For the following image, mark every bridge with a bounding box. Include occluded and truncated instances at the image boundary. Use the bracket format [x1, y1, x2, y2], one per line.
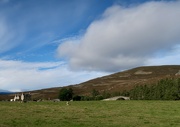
[103, 96, 130, 101]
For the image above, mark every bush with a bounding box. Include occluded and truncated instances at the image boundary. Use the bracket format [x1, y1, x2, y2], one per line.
[73, 95, 81, 101]
[59, 88, 73, 101]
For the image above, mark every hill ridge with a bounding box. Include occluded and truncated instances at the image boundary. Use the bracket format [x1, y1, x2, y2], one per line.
[1, 65, 180, 100]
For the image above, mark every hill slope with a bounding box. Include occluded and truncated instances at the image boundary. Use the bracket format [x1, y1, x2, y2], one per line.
[72, 65, 180, 95]
[1, 65, 180, 100]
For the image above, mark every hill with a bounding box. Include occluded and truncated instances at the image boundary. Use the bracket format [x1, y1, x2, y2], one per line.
[1, 65, 180, 100]
[72, 65, 180, 95]
[0, 89, 14, 95]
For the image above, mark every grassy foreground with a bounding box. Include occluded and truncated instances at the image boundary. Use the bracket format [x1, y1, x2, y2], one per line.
[0, 101, 180, 127]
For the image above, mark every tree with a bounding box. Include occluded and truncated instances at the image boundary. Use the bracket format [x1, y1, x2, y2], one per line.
[59, 88, 73, 101]
[102, 91, 111, 99]
[91, 89, 99, 97]
[130, 78, 180, 100]
[73, 95, 81, 101]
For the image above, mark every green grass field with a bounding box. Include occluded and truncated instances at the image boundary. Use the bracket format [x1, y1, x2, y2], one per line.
[0, 101, 180, 127]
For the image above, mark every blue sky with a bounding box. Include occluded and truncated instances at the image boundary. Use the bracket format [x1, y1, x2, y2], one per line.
[0, 0, 180, 92]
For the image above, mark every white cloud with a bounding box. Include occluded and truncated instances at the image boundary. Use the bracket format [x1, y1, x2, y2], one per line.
[57, 1, 180, 72]
[0, 59, 108, 92]
[0, 18, 16, 53]
[0, 0, 96, 54]
[147, 45, 180, 66]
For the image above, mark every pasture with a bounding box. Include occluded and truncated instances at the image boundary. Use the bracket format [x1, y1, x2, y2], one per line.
[0, 101, 180, 127]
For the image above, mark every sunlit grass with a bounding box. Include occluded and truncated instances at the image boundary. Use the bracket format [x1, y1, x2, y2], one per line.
[0, 101, 180, 127]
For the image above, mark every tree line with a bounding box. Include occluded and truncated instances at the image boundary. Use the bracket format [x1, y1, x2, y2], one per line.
[130, 78, 180, 100]
[58, 78, 180, 101]
[58, 88, 113, 101]
[58, 87, 129, 101]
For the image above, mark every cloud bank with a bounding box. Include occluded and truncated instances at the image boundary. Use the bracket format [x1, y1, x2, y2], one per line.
[0, 59, 107, 92]
[0, 0, 100, 54]
[0, 18, 16, 53]
[57, 1, 180, 72]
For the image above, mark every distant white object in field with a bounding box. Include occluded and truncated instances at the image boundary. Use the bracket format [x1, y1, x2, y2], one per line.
[10, 99, 14, 102]
[66, 101, 70, 105]
[16, 95, 19, 100]
[13, 94, 17, 101]
[52, 99, 60, 102]
[12, 94, 21, 101]
[21, 93, 24, 102]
